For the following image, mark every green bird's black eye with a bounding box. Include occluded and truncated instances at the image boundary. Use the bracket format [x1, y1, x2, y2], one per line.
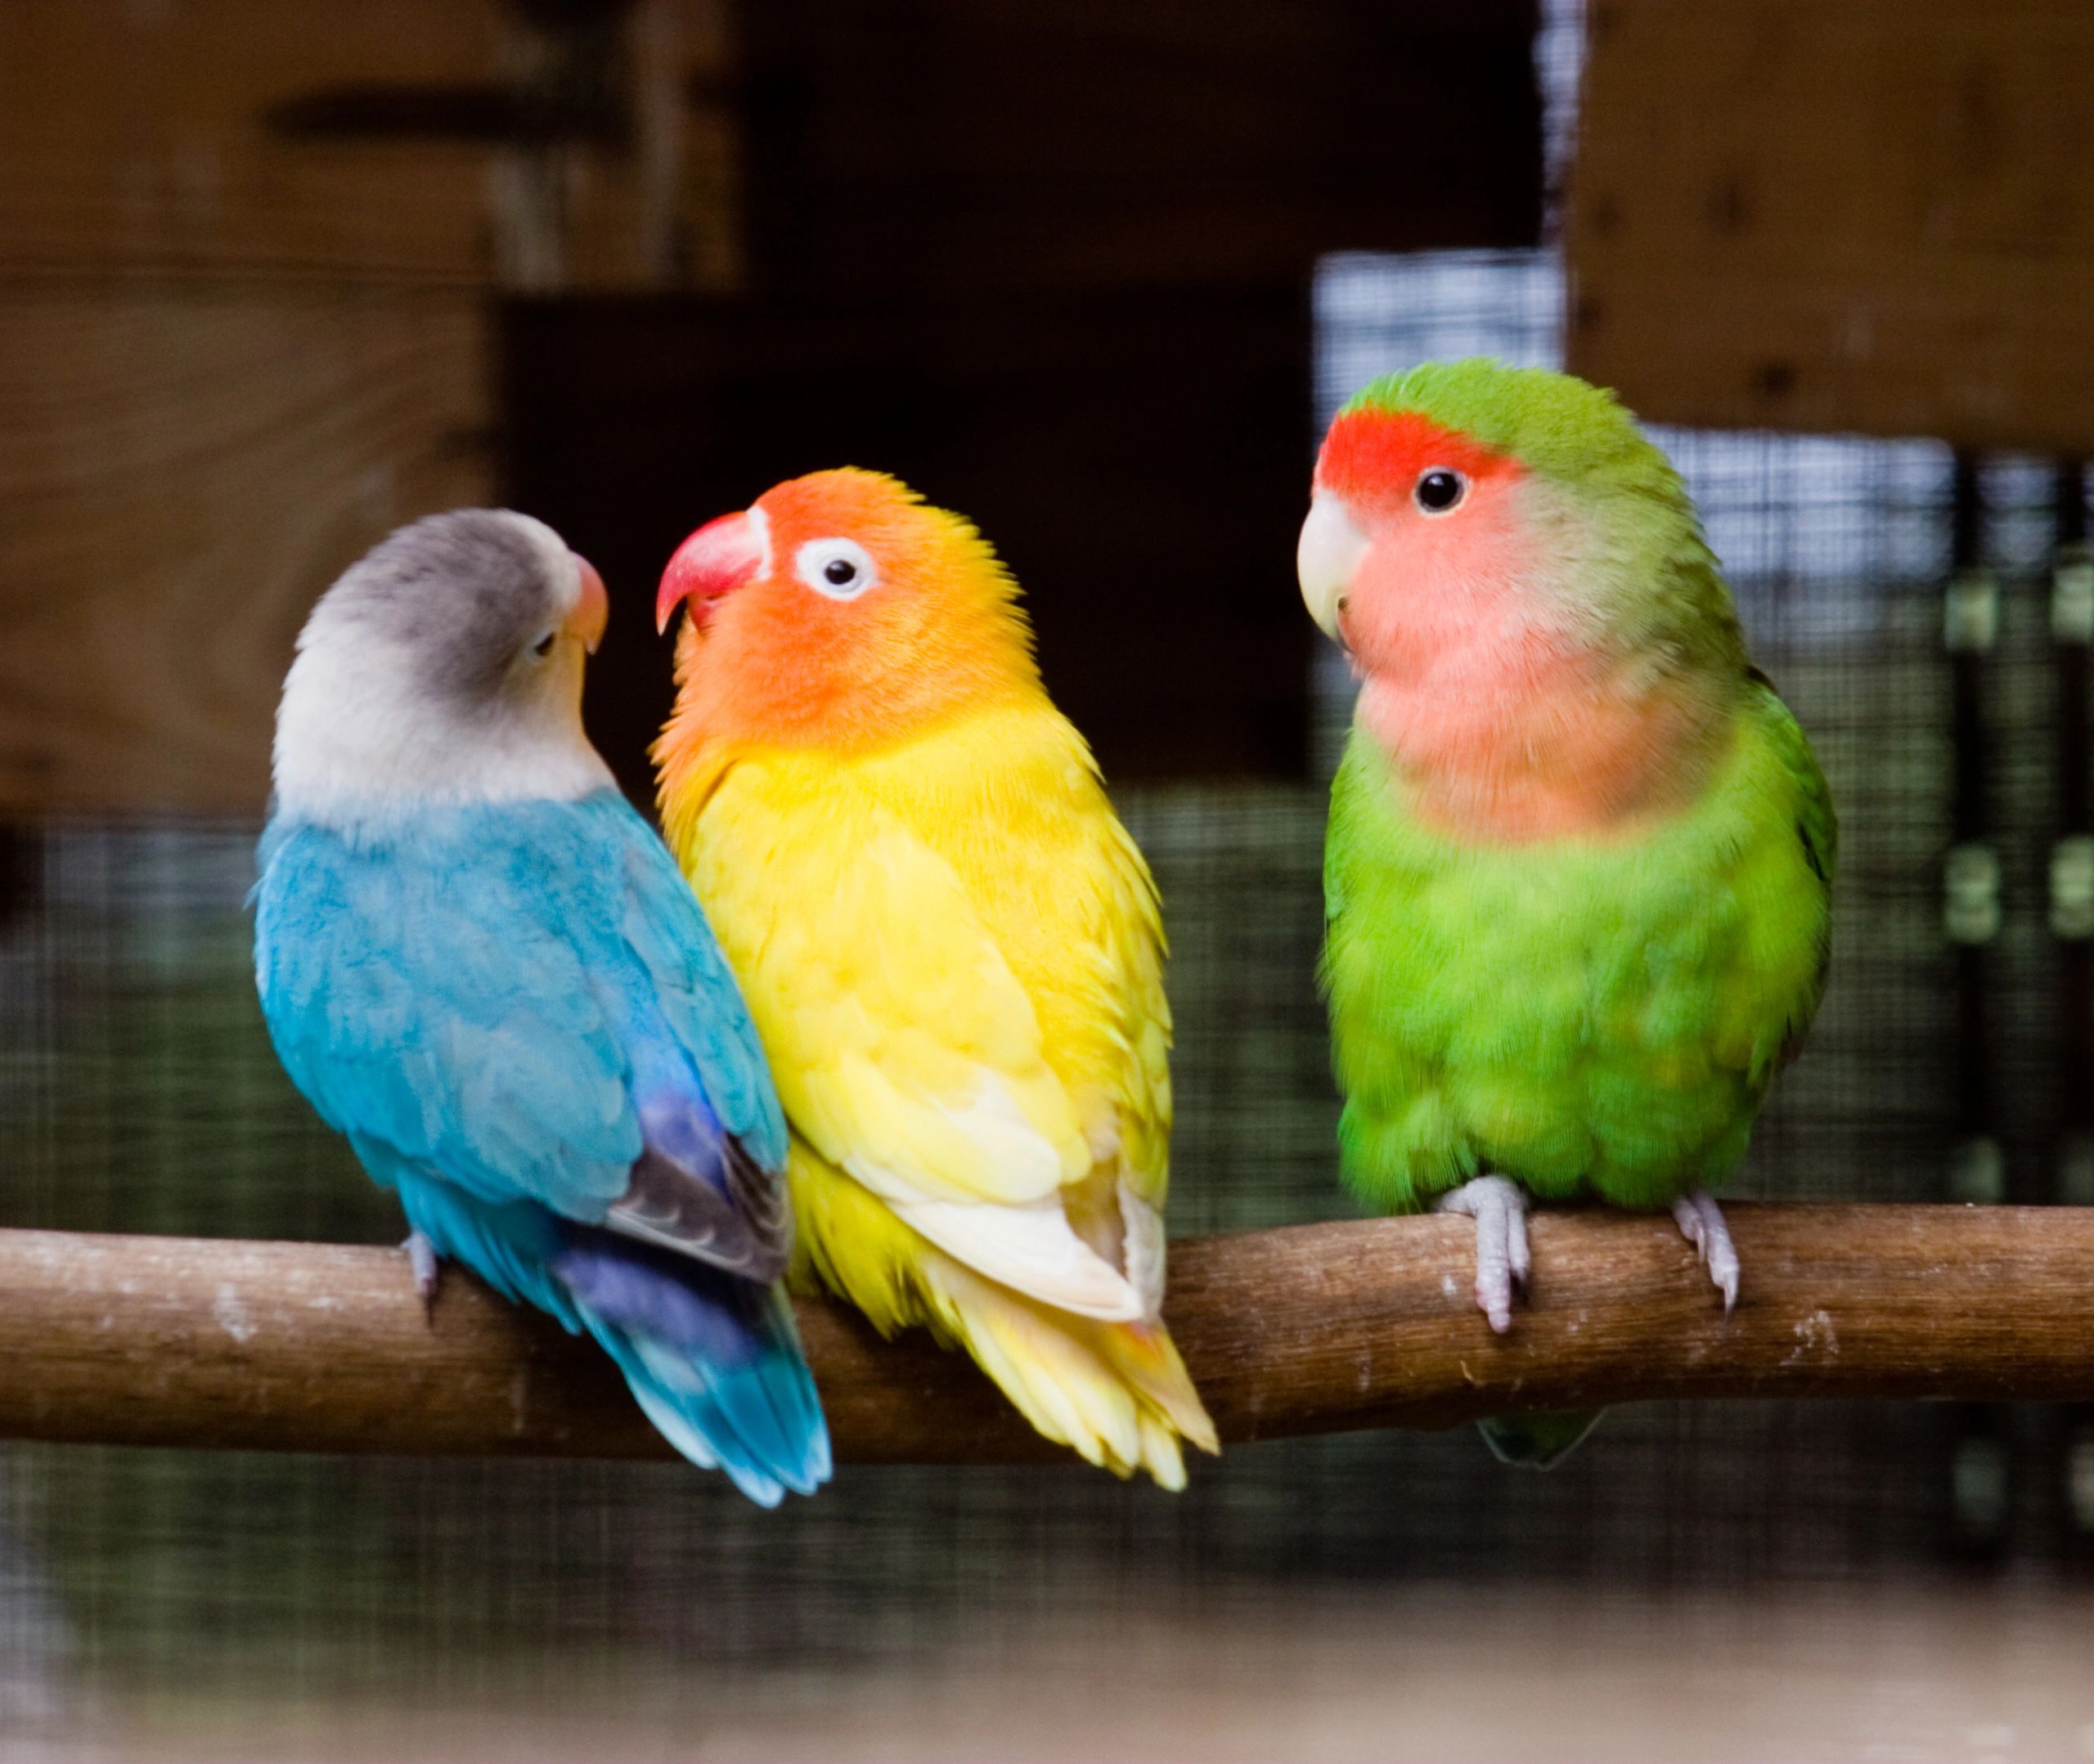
[823, 558, 858, 587]
[1414, 469, 1467, 514]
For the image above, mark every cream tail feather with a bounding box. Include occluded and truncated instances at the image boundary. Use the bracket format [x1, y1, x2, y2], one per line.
[840, 1071, 1151, 1321]
[915, 1251, 1217, 1489]
[880, 1187, 1148, 1322]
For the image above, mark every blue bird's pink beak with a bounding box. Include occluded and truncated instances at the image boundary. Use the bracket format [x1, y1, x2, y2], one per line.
[567, 554, 609, 654]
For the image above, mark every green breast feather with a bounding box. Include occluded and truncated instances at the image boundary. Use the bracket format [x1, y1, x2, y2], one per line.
[1321, 677, 1835, 1214]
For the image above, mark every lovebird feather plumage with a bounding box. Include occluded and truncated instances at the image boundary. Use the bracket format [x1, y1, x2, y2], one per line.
[1301, 361, 1834, 1464]
[254, 509, 828, 1504]
[654, 469, 1217, 1488]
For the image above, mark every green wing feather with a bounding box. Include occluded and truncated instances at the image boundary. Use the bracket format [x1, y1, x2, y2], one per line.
[1744, 667, 1836, 1066]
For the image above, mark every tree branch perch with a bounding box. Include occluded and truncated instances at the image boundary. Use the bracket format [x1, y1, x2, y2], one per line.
[0, 1207, 2088, 1465]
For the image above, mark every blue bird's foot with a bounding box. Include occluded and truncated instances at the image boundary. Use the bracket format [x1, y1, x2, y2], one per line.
[1434, 1174, 1530, 1335]
[1672, 1187, 1740, 1314]
[402, 1230, 443, 1319]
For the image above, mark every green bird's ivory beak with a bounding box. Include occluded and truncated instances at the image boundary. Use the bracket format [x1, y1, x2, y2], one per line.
[1297, 492, 1369, 640]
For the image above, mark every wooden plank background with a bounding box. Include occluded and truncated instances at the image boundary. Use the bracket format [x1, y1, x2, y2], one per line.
[24, 2, 2094, 806]
[1569, 0, 2094, 453]
[0, 2, 501, 284]
[0, 1, 738, 290]
[0, 0, 734, 816]
[0, 289, 489, 814]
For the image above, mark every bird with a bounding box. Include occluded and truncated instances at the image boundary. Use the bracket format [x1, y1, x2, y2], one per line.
[1300, 361, 1835, 1466]
[253, 509, 829, 1505]
[652, 468, 1217, 1487]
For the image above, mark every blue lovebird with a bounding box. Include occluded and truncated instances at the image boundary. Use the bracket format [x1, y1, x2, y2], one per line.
[254, 509, 829, 1505]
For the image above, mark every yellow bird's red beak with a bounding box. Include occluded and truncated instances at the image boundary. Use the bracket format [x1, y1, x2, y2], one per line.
[657, 510, 767, 635]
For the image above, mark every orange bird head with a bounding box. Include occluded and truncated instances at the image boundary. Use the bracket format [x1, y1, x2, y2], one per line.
[654, 468, 1041, 754]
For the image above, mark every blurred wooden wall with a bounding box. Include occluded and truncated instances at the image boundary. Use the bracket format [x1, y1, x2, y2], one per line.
[0, 0, 736, 815]
[0, 0, 1539, 812]
[1569, 0, 2094, 454]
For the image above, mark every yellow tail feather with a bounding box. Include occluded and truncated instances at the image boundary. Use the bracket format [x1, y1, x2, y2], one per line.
[789, 1140, 1216, 1488]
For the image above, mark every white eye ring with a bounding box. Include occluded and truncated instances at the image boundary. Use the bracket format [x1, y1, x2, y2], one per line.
[794, 537, 878, 601]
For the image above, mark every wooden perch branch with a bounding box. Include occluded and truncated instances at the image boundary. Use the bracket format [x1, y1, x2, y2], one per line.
[1, 1207, 2091, 1465]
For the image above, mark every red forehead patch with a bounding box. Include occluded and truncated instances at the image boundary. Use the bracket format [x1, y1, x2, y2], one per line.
[1315, 408, 1518, 512]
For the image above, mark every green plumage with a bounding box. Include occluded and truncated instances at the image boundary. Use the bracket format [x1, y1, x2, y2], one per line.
[1343, 361, 1674, 496]
[1313, 360, 1835, 1469]
[1319, 359, 1835, 1219]
[1323, 678, 1834, 1214]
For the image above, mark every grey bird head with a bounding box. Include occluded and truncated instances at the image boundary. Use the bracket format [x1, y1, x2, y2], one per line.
[272, 509, 614, 819]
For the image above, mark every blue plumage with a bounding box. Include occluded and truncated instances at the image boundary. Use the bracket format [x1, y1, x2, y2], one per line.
[254, 788, 829, 1505]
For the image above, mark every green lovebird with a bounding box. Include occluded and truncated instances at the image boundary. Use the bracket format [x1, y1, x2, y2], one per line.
[1299, 360, 1835, 1468]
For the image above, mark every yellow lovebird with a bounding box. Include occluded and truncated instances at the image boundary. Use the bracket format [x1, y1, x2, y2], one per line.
[652, 469, 1217, 1487]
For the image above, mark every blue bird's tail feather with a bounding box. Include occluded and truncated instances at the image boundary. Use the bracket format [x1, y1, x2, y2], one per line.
[553, 1233, 832, 1506]
[390, 1173, 829, 1506]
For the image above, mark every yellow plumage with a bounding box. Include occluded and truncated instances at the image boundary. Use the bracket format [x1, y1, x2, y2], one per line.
[664, 698, 1216, 1486]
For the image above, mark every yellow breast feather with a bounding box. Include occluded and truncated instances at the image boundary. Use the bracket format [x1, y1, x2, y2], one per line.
[679, 705, 1169, 1322]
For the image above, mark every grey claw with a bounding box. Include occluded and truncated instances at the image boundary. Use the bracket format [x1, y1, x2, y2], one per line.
[1436, 1174, 1531, 1335]
[1507, 1199, 1532, 1293]
[402, 1230, 442, 1320]
[1670, 1189, 1740, 1314]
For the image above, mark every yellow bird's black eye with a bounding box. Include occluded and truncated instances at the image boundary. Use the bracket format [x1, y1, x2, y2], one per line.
[1414, 469, 1467, 514]
[795, 536, 880, 601]
[532, 631, 556, 658]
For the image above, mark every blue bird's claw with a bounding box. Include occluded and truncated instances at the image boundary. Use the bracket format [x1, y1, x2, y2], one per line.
[402, 1230, 442, 1321]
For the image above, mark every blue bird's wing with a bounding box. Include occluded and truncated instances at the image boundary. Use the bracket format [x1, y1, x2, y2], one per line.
[256, 809, 639, 1216]
[254, 797, 789, 1277]
[602, 799, 792, 1273]
[255, 796, 825, 1502]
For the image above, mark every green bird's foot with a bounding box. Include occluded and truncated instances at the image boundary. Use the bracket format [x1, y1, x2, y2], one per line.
[402, 1229, 442, 1320]
[1477, 1408, 1606, 1470]
[1433, 1174, 1530, 1334]
[1671, 1187, 1740, 1313]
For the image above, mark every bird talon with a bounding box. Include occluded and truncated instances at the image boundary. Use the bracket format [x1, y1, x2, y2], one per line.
[1671, 1189, 1740, 1313]
[402, 1230, 442, 1321]
[1436, 1174, 1530, 1335]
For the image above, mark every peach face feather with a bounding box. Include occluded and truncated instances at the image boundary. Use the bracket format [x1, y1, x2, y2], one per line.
[1298, 402, 1737, 842]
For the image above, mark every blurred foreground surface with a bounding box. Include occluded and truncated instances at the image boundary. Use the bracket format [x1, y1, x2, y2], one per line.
[28, 1586, 2094, 1764]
